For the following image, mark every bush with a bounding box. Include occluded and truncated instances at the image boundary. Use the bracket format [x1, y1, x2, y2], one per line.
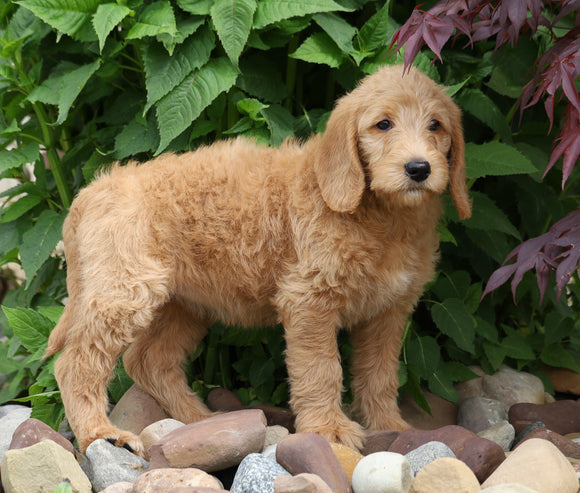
[0, 0, 578, 428]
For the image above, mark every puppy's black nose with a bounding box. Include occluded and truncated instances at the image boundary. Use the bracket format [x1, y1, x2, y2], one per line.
[404, 161, 431, 182]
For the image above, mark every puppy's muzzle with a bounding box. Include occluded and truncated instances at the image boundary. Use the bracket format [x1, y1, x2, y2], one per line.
[404, 161, 431, 183]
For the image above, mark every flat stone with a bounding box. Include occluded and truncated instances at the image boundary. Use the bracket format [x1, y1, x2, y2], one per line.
[0, 407, 31, 461]
[514, 427, 580, 459]
[276, 432, 351, 493]
[352, 451, 412, 493]
[404, 441, 455, 476]
[207, 388, 245, 412]
[543, 364, 580, 395]
[389, 425, 505, 482]
[274, 473, 333, 493]
[361, 430, 401, 456]
[399, 390, 457, 430]
[230, 453, 290, 493]
[409, 457, 480, 493]
[131, 468, 223, 492]
[149, 409, 267, 472]
[481, 366, 544, 406]
[84, 438, 149, 491]
[1, 439, 91, 493]
[457, 396, 508, 433]
[109, 384, 169, 435]
[477, 421, 515, 451]
[508, 400, 580, 434]
[481, 438, 578, 492]
[329, 442, 363, 482]
[139, 418, 184, 457]
[9, 418, 75, 456]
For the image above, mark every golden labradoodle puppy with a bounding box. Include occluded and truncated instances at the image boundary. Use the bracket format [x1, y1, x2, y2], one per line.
[45, 64, 471, 455]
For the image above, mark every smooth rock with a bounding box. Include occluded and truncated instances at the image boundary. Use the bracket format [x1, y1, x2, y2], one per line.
[351, 451, 412, 493]
[480, 485, 540, 492]
[274, 473, 333, 493]
[455, 366, 486, 401]
[514, 427, 580, 458]
[403, 441, 455, 476]
[207, 388, 245, 412]
[361, 430, 401, 456]
[481, 438, 578, 492]
[1, 439, 91, 493]
[329, 442, 363, 482]
[139, 418, 184, 457]
[512, 421, 547, 448]
[100, 482, 133, 493]
[149, 409, 267, 471]
[399, 390, 457, 430]
[84, 438, 149, 491]
[250, 404, 296, 432]
[131, 467, 223, 492]
[477, 421, 515, 451]
[508, 400, 580, 434]
[0, 407, 31, 460]
[544, 364, 580, 395]
[230, 452, 290, 493]
[9, 418, 75, 456]
[409, 457, 480, 493]
[0, 405, 30, 420]
[109, 384, 169, 435]
[389, 425, 505, 482]
[457, 397, 509, 433]
[481, 366, 545, 406]
[263, 444, 277, 460]
[276, 433, 351, 493]
[263, 425, 290, 450]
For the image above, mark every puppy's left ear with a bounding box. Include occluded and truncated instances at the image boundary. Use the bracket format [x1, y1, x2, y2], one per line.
[448, 106, 472, 220]
[314, 97, 366, 213]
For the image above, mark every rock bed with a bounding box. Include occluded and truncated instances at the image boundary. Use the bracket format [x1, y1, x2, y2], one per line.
[0, 365, 579, 493]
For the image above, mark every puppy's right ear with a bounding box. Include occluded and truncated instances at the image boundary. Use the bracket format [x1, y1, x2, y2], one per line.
[314, 98, 365, 213]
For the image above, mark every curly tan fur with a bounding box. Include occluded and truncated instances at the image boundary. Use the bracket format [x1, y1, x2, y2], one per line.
[45, 64, 471, 455]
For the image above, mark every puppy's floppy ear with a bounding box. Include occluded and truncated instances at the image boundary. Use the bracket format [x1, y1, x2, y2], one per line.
[314, 97, 366, 213]
[448, 106, 472, 220]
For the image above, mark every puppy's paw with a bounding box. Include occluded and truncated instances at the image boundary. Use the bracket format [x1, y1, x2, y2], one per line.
[300, 417, 366, 451]
[79, 427, 145, 457]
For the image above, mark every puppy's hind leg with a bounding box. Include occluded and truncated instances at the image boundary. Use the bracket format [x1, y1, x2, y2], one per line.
[123, 302, 214, 424]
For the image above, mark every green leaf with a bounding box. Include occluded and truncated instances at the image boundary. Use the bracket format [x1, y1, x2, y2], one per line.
[0, 142, 40, 174]
[356, 0, 392, 52]
[501, 332, 535, 361]
[2, 306, 53, 360]
[291, 32, 345, 68]
[431, 298, 475, 354]
[465, 141, 537, 179]
[210, 0, 257, 66]
[37, 305, 64, 325]
[142, 25, 215, 113]
[262, 104, 295, 146]
[428, 370, 458, 403]
[156, 57, 238, 153]
[92, 3, 133, 52]
[464, 192, 521, 240]
[177, 0, 212, 15]
[20, 209, 66, 287]
[17, 0, 100, 39]
[50, 482, 74, 493]
[126, 1, 176, 40]
[441, 361, 480, 382]
[115, 113, 159, 159]
[475, 316, 499, 344]
[28, 60, 101, 125]
[253, 0, 351, 29]
[406, 336, 441, 379]
[483, 341, 506, 371]
[456, 88, 512, 143]
[237, 98, 268, 121]
[540, 344, 579, 373]
[0, 194, 42, 223]
[313, 12, 356, 53]
[158, 15, 205, 55]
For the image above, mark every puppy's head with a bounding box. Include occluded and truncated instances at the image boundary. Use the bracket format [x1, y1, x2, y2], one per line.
[314, 65, 471, 219]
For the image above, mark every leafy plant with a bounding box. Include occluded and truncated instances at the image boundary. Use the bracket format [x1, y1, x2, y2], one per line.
[0, 0, 578, 429]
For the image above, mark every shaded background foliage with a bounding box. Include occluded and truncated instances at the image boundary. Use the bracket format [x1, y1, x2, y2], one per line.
[0, 0, 578, 428]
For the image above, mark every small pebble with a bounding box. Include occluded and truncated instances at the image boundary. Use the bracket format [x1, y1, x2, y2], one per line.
[477, 420, 515, 451]
[351, 451, 413, 493]
[403, 441, 455, 476]
[230, 453, 290, 493]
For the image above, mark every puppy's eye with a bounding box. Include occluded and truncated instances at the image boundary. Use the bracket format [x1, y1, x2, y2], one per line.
[376, 119, 392, 131]
[429, 119, 441, 131]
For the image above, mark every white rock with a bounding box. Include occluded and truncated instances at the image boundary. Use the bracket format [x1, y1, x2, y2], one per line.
[0, 407, 31, 461]
[352, 451, 412, 493]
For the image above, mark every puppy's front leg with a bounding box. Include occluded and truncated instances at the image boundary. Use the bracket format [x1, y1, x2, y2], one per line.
[282, 307, 365, 450]
[350, 309, 411, 432]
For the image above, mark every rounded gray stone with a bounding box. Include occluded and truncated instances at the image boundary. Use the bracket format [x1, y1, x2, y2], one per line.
[477, 420, 515, 451]
[457, 396, 508, 433]
[404, 441, 456, 476]
[230, 453, 290, 493]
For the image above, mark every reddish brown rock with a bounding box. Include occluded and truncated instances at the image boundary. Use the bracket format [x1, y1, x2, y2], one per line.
[399, 390, 458, 430]
[149, 409, 267, 472]
[514, 428, 580, 459]
[250, 404, 296, 432]
[543, 365, 580, 396]
[388, 425, 505, 482]
[131, 468, 224, 491]
[509, 400, 580, 434]
[276, 433, 351, 493]
[207, 388, 245, 412]
[9, 418, 75, 456]
[361, 430, 401, 455]
[109, 384, 169, 435]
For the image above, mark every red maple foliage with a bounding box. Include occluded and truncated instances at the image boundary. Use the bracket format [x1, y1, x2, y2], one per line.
[391, 0, 580, 303]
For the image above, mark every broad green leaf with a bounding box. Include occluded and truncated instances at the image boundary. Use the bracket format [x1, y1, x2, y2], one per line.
[501, 332, 535, 361]
[177, 0, 212, 15]
[475, 316, 499, 344]
[441, 361, 480, 382]
[262, 104, 295, 146]
[544, 312, 574, 347]
[0, 194, 42, 223]
[540, 344, 579, 373]
[20, 209, 66, 287]
[92, 3, 133, 52]
[238, 98, 268, 121]
[37, 305, 65, 325]
[17, 0, 100, 39]
[126, 1, 176, 40]
[464, 192, 521, 240]
[0, 222, 22, 256]
[428, 370, 459, 403]
[404, 365, 431, 413]
[356, 0, 392, 52]
[291, 32, 345, 68]
[406, 336, 441, 379]
[431, 298, 475, 354]
[313, 12, 356, 53]
[210, 0, 257, 66]
[237, 56, 287, 103]
[143, 25, 215, 113]
[115, 113, 159, 159]
[158, 15, 205, 55]
[483, 341, 505, 371]
[50, 483, 73, 493]
[2, 306, 53, 359]
[0, 142, 39, 174]
[28, 60, 101, 125]
[156, 57, 238, 153]
[253, 0, 351, 29]
[465, 141, 537, 179]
